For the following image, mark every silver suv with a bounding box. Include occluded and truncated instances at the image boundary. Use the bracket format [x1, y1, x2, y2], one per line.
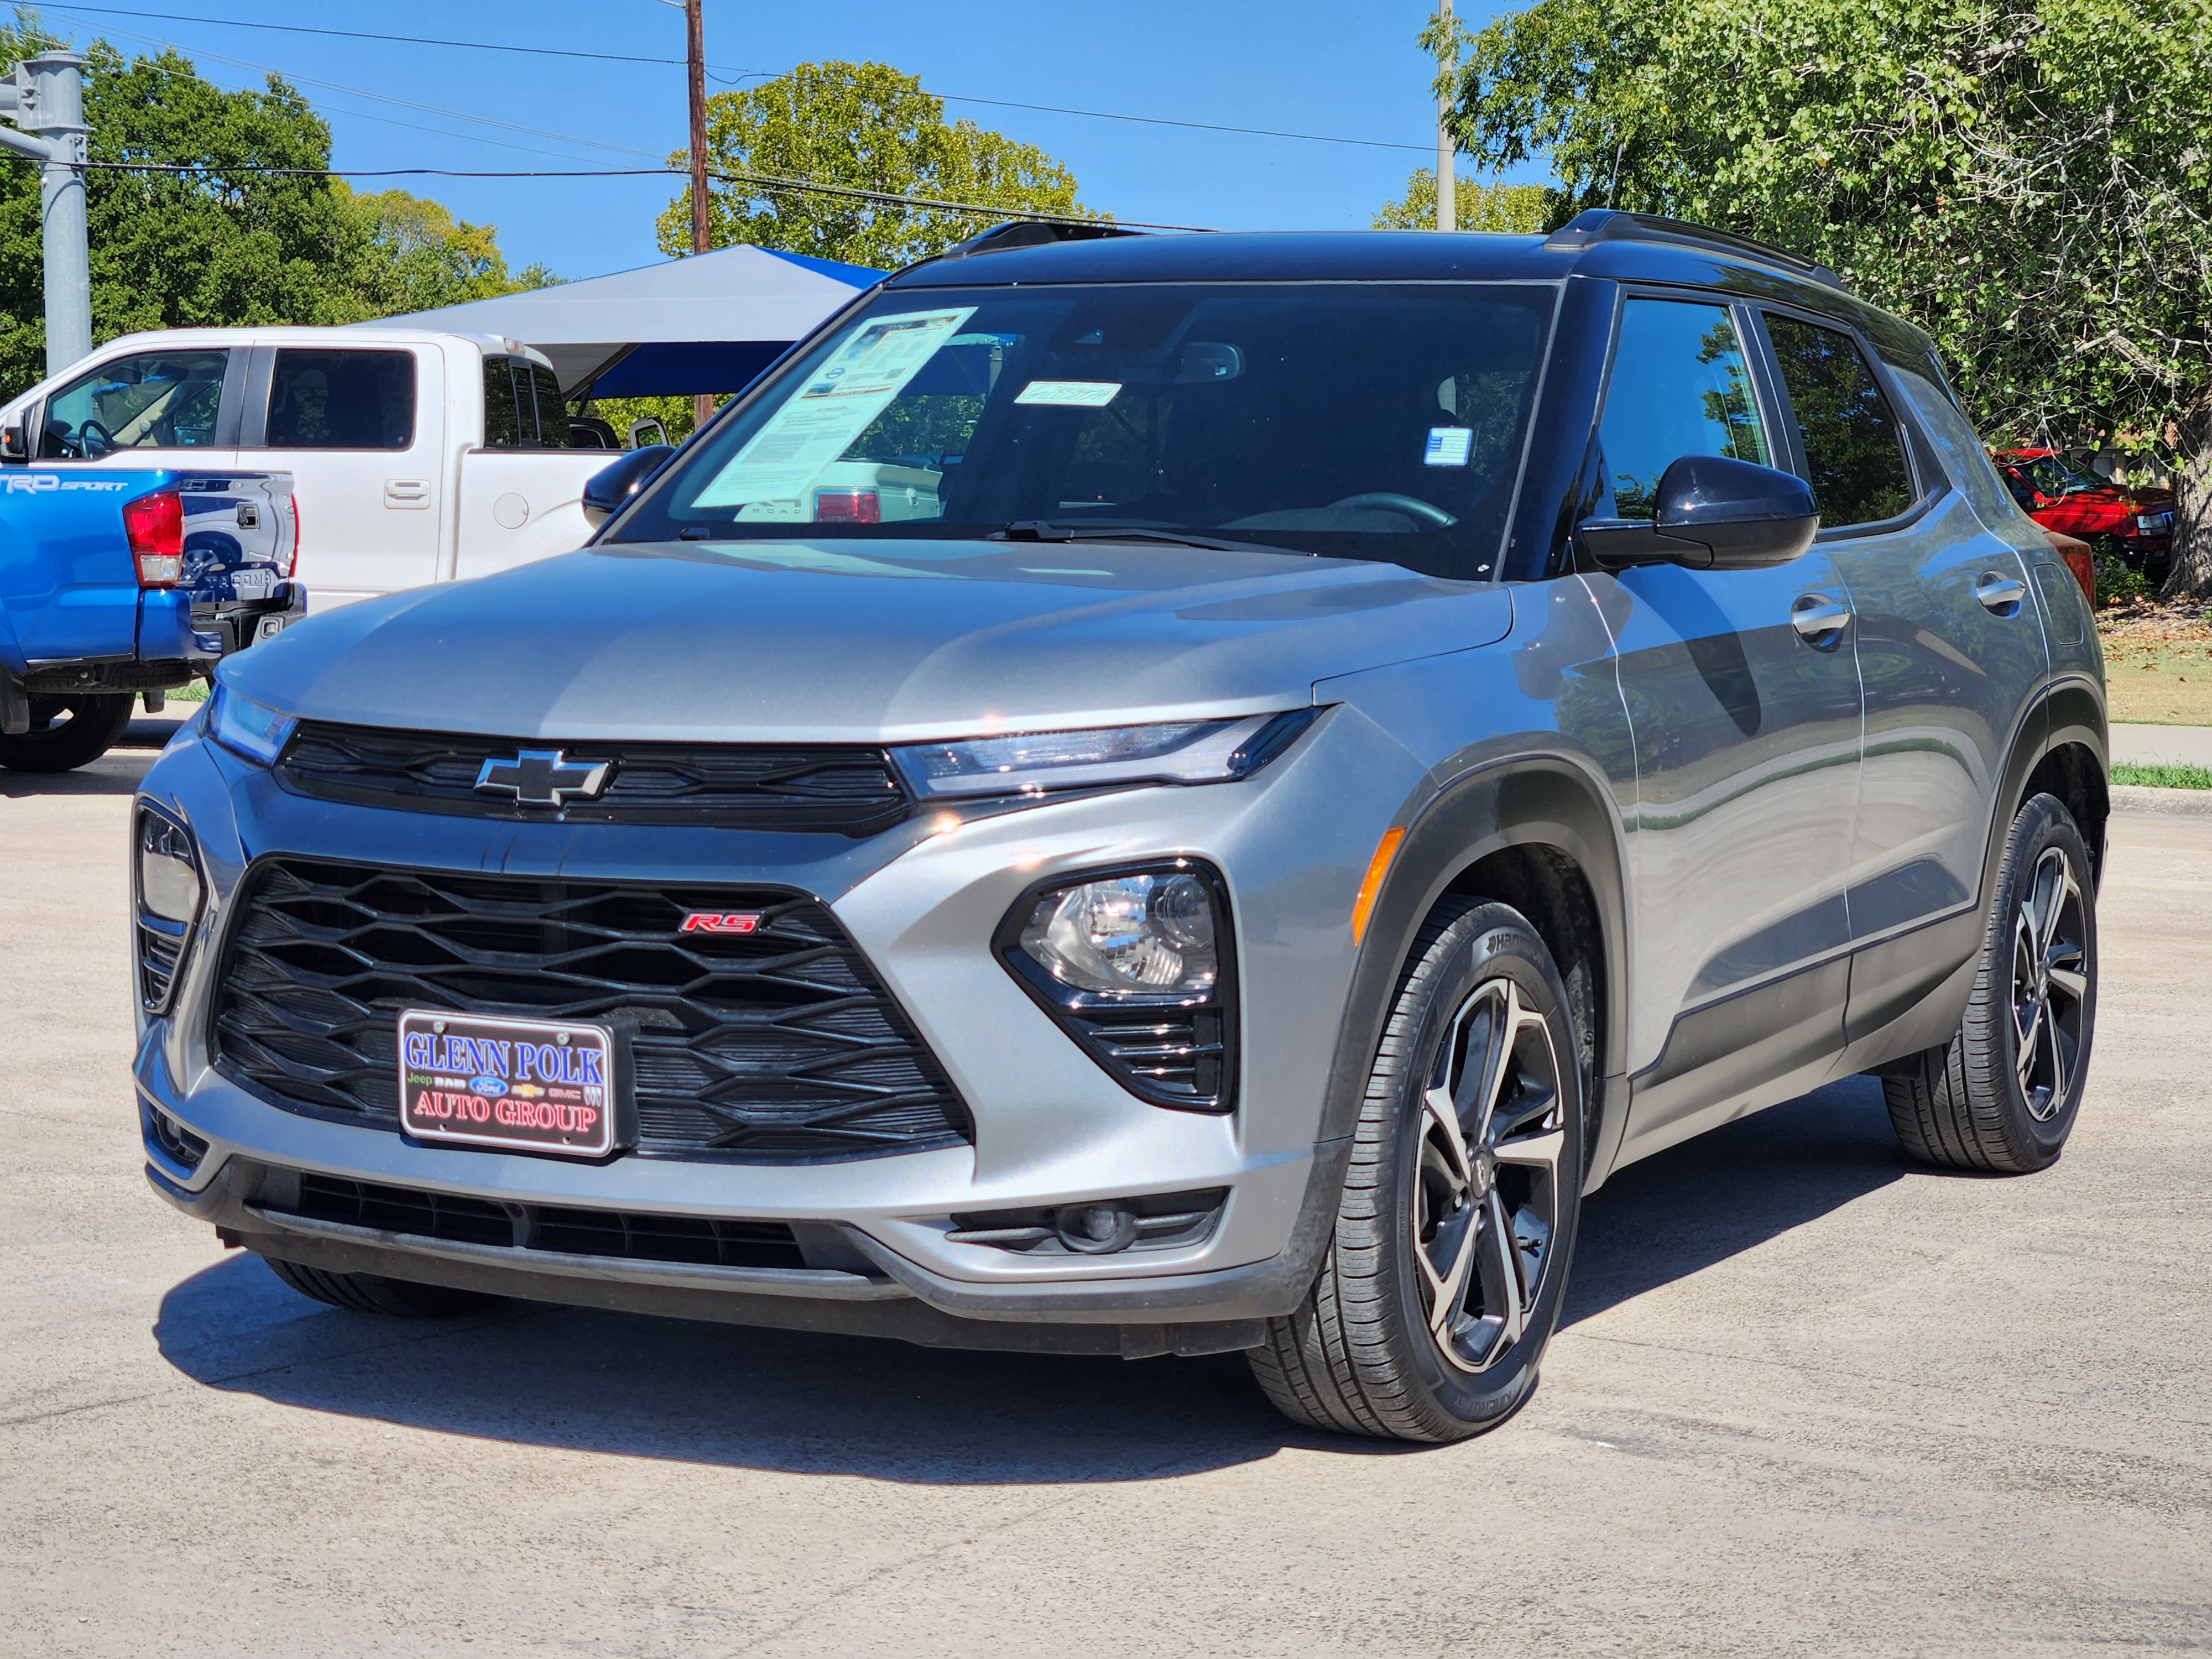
[132, 213, 2104, 1443]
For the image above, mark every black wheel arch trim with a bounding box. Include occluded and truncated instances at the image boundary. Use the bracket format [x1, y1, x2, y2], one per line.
[1313, 754, 1631, 1178]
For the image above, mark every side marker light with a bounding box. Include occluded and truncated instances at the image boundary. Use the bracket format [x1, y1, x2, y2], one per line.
[1350, 827, 1405, 945]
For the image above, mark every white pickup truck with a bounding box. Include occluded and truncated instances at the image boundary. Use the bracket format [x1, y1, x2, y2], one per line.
[0, 327, 625, 607]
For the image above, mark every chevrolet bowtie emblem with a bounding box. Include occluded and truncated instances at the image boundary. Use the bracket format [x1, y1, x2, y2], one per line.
[473, 749, 612, 807]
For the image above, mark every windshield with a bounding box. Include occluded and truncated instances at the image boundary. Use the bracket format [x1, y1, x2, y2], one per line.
[2018, 454, 2107, 496]
[608, 281, 1556, 580]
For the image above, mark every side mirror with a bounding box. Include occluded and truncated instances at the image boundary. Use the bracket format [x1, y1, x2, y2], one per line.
[0, 423, 25, 462]
[627, 416, 669, 450]
[1577, 455, 1818, 572]
[581, 444, 674, 527]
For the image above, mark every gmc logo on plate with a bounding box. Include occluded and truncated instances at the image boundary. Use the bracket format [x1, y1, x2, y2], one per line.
[680, 912, 762, 934]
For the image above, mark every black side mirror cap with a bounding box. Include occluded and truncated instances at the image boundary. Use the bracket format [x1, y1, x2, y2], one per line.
[581, 444, 675, 528]
[1578, 454, 1819, 572]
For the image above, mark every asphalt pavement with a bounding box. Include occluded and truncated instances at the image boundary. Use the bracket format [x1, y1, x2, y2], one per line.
[3, 733, 2208, 1657]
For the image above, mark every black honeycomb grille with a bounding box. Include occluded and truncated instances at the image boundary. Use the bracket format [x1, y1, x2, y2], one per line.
[210, 857, 971, 1162]
[276, 721, 911, 837]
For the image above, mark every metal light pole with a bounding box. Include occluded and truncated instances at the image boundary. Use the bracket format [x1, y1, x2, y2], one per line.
[685, 0, 714, 434]
[0, 51, 90, 375]
[1434, 0, 1455, 233]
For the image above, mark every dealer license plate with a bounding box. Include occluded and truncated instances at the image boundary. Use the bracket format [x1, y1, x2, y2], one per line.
[397, 1009, 620, 1158]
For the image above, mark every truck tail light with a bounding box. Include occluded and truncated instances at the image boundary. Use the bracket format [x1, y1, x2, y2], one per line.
[814, 489, 880, 524]
[123, 488, 184, 586]
[283, 493, 300, 577]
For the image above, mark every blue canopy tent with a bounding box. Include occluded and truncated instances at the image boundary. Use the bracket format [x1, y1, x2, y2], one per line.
[353, 244, 882, 402]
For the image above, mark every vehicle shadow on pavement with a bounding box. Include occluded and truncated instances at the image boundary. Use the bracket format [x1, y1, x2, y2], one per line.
[150, 1077, 1910, 1478]
[0, 720, 170, 796]
[1564, 1074, 1907, 1328]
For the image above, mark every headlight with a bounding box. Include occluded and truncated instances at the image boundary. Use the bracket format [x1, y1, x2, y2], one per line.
[208, 682, 296, 766]
[997, 862, 1237, 1113]
[2137, 512, 2173, 535]
[133, 806, 204, 1013]
[889, 708, 1318, 800]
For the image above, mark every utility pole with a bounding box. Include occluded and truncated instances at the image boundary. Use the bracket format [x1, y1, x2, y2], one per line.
[685, 0, 714, 434]
[0, 52, 90, 374]
[1434, 0, 1455, 233]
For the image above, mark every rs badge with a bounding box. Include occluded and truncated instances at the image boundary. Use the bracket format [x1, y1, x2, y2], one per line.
[680, 912, 763, 934]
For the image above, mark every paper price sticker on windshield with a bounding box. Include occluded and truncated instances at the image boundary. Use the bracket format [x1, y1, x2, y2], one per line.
[1424, 427, 1475, 467]
[693, 306, 976, 509]
[1014, 380, 1123, 408]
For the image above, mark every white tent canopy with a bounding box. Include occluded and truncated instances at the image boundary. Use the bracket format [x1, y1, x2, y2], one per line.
[352, 244, 881, 397]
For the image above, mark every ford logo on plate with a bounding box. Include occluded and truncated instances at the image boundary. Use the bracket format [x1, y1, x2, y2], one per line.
[469, 1075, 509, 1097]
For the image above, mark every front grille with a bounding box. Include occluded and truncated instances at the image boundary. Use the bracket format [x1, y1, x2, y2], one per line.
[275, 721, 912, 837]
[278, 1173, 806, 1270]
[211, 857, 972, 1163]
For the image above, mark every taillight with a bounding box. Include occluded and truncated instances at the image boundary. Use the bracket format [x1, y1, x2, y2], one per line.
[2049, 531, 2096, 608]
[123, 489, 184, 586]
[283, 493, 300, 578]
[813, 489, 881, 524]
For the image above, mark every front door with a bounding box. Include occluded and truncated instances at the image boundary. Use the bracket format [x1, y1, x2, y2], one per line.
[1590, 295, 1866, 1160]
[242, 342, 444, 605]
[32, 343, 241, 471]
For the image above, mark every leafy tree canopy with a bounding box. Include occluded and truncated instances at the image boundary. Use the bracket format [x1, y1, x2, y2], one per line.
[658, 60, 1099, 270]
[0, 12, 550, 397]
[1439, 0, 2212, 595]
[1373, 171, 1547, 232]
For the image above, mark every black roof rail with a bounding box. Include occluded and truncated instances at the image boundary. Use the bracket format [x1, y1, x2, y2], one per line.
[939, 220, 1146, 259]
[1543, 209, 1848, 293]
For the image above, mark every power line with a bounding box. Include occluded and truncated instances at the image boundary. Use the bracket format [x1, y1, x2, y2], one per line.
[52, 156, 1216, 233]
[39, 3, 1431, 155]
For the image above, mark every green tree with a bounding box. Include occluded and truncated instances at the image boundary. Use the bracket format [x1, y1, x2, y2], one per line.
[1372, 170, 1547, 232]
[658, 60, 1099, 270]
[1441, 0, 2212, 597]
[0, 14, 550, 397]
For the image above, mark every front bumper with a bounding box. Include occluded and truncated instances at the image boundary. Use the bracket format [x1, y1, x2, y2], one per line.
[133, 701, 1419, 1347]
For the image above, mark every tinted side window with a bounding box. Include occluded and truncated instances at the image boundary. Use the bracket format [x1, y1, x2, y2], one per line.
[264, 349, 415, 450]
[528, 362, 568, 448]
[39, 349, 228, 457]
[1764, 316, 1913, 527]
[483, 357, 523, 447]
[1596, 299, 1770, 518]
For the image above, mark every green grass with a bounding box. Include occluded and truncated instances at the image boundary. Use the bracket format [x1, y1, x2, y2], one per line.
[164, 682, 208, 702]
[2111, 760, 2212, 789]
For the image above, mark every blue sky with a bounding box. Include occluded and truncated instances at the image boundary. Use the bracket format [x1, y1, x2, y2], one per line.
[32, 0, 1528, 281]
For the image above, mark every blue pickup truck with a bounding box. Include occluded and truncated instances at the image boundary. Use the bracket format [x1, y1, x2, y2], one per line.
[0, 468, 302, 771]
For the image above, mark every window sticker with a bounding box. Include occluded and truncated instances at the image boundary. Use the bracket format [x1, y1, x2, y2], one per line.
[1014, 380, 1123, 408]
[1424, 427, 1474, 467]
[692, 307, 976, 508]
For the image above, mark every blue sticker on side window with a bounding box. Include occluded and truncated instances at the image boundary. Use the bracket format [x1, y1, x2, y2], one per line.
[1424, 427, 1474, 467]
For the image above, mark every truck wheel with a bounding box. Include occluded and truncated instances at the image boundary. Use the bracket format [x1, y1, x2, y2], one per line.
[262, 1254, 501, 1317]
[1884, 792, 2097, 1173]
[1249, 899, 1584, 1442]
[0, 692, 134, 772]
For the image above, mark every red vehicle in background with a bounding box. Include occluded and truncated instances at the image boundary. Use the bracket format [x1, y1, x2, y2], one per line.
[1994, 447, 2174, 582]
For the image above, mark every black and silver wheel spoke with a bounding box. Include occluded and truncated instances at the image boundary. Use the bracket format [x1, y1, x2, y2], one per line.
[1410, 978, 1564, 1373]
[2008, 846, 2086, 1122]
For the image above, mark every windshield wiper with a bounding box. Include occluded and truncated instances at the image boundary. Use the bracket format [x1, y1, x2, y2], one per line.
[990, 520, 1311, 556]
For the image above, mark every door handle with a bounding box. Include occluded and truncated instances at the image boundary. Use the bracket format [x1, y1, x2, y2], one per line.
[384, 479, 431, 510]
[1791, 592, 1851, 644]
[1975, 570, 2027, 615]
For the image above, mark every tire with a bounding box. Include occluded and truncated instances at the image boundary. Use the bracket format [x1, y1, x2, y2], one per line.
[1250, 899, 1585, 1442]
[0, 692, 133, 772]
[261, 1253, 502, 1317]
[1884, 792, 2097, 1173]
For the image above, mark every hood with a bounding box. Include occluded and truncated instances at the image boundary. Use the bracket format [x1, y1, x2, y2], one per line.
[227, 538, 1514, 743]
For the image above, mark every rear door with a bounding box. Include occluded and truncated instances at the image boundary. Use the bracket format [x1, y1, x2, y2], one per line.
[241, 342, 444, 604]
[1771, 316, 2049, 1056]
[1594, 293, 1866, 1161]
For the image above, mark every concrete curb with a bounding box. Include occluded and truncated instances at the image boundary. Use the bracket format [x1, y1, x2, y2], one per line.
[2110, 784, 2212, 816]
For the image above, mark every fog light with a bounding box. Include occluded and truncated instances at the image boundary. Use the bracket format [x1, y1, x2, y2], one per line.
[1056, 1202, 1138, 1254]
[137, 811, 201, 924]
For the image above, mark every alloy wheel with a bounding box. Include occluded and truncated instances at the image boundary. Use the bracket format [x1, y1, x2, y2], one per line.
[2010, 845, 2089, 1121]
[1410, 976, 1567, 1373]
